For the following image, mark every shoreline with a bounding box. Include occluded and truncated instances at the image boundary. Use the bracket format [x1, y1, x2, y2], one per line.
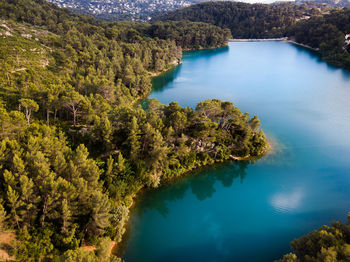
[229, 38, 319, 52]
[149, 59, 182, 78]
[286, 40, 319, 52]
[115, 140, 271, 258]
[229, 37, 288, 42]
[116, 40, 272, 258]
[182, 43, 229, 52]
[148, 43, 230, 78]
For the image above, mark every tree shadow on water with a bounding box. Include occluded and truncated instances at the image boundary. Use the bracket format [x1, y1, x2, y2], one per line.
[150, 45, 230, 95]
[134, 161, 250, 218]
[190, 161, 249, 201]
[183, 45, 229, 58]
[151, 65, 182, 93]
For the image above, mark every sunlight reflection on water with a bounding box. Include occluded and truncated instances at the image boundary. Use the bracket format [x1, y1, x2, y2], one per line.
[271, 189, 303, 213]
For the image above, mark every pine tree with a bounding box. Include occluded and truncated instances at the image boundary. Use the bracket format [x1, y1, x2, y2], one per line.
[7, 185, 22, 229]
[0, 203, 7, 232]
[148, 130, 169, 174]
[73, 145, 100, 189]
[87, 192, 111, 237]
[61, 198, 73, 235]
[127, 116, 141, 162]
[19, 98, 39, 125]
[63, 90, 84, 126]
[19, 175, 40, 227]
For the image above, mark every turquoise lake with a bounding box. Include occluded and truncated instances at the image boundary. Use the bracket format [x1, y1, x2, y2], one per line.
[123, 42, 350, 261]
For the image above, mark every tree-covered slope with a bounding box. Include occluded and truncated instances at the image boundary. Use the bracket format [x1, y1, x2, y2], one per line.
[153, 1, 325, 38]
[0, 0, 233, 110]
[278, 213, 350, 262]
[143, 20, 232, 50]
[288, 7, 350, 69]
[153, 1, 350, 69]
[0, 0, 267, 261]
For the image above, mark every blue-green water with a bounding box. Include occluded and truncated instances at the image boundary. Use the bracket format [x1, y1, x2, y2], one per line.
[123, 42, 350, 261]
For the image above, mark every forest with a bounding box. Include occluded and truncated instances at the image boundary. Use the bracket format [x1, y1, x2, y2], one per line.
[153, 1, 330, 39]
[0, 0, 267, 261]
[154, 1, 350, 69]
[3, 0, 349, 260]
[278, 213, 350, 261]
[287, 8, 350, 69]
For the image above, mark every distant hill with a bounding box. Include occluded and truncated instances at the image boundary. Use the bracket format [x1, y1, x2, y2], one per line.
[46, 0, 205, 20]
[153, 1, 328, 38]
[295, 0, 350, 7]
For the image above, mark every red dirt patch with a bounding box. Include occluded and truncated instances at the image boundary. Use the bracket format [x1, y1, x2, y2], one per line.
[82, 245, 96, 252]
[0, 232, 15, 261]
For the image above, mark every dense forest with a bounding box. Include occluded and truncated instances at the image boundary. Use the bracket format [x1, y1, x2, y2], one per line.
[287, 7, 350, 69]
[154, 1, 350, 69]
[143, 20, 231, 50]
[0, 0, 231, 108]
[1, 0, 349, 261]
[153, 1, 328, 38]
[278, 213, 350, 261]
[0, 0, 267, 260]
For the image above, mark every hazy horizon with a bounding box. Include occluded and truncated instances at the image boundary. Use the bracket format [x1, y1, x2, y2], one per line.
[202, 0, 295, 4]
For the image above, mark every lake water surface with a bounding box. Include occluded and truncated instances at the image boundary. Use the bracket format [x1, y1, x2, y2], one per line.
[123, 42, 350, 261]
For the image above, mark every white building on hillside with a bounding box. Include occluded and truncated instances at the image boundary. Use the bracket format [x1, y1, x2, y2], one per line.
[345, 34, 350, 45]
